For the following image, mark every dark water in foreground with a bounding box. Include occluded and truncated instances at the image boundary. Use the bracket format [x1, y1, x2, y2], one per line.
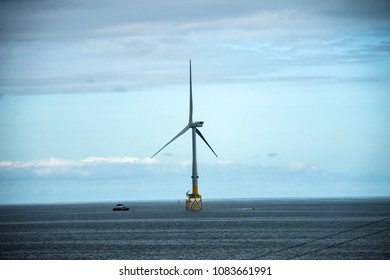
[1, 198, 389, 260]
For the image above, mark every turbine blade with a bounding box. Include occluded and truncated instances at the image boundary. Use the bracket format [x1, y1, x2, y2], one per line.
[189, 59, 193, 123]
[196, 128, 218, 158]
[151, 125, 190, 158]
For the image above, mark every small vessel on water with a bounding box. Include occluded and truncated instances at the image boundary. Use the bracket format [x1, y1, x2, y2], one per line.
[112, 203, 129, 211]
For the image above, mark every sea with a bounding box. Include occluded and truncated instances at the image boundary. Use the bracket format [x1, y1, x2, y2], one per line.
[0, 198, 389, 260]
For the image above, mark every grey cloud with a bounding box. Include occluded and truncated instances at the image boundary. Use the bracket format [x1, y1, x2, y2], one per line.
[267, 153, 278, 158]
[2, 0, 389, 42]
[318, 0, 390, 21]
[0, 0, 389, 95]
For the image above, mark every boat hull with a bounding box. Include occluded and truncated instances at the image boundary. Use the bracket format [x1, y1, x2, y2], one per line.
[112, 207, 129, 211]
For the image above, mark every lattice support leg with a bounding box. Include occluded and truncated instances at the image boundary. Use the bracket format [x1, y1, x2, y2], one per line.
[185, 195, 203, 211]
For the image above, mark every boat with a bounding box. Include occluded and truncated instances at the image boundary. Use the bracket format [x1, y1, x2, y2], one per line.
[112, 203, 129, 211]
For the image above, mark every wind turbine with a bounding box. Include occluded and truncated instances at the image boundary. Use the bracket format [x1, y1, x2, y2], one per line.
[151, 60, 218, 211]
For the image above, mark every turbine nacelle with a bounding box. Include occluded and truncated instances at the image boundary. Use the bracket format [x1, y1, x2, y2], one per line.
[190, 121, 204, 128]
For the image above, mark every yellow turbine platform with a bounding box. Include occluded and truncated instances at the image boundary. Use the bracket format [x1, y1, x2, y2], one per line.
[186, 193, 203, 211]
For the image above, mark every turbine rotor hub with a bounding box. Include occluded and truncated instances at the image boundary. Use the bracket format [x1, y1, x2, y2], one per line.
[190, 121, 204, 128]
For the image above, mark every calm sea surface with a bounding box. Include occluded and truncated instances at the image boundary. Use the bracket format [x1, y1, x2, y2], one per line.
[1, 198, 389, 260]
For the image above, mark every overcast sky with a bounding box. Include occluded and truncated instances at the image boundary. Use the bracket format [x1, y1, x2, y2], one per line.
[1, 0, 389, 204]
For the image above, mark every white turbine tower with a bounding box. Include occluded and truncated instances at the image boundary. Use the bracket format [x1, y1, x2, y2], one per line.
[151, 60, 218, 211]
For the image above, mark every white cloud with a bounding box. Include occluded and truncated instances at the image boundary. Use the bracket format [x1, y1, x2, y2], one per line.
[0, 156, 160, 179]
[0, 158, 77, 168]
[1, 156, 389, 204]
[289, 161, 306, 170]
[217, 160, 235, 166]
[289, 161, 318, 172]
[0, 156, 157, 169]
[80, 156, 155, 165]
